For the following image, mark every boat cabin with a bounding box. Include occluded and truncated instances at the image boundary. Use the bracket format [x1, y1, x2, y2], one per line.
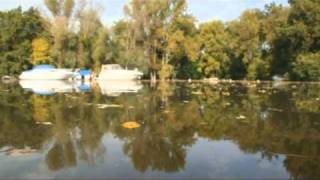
[101, 64, 123, 71]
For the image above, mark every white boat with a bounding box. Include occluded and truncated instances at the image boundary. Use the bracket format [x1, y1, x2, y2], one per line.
[97, 64, 143, 80]
[97, 80, 143, 96]
[19, 65, 75, 80]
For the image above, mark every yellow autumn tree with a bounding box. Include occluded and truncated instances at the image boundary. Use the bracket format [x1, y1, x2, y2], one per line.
[32, 37, 50, 64]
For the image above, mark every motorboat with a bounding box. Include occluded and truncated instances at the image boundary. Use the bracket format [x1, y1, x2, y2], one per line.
[97, 80, 143, 96]
[19, 65, 75, 80]
[97, 64, 143, 80]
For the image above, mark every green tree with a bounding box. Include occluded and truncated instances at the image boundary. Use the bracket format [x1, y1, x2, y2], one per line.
[44, 0, 76, 67]
[32, 37, 51, 64]
[292, 52, 320, 81]
[197, 21, 230, 78]
[77, 3, 104, 68]
[0, 7, 46, 76]
[124, 0, 196, 80]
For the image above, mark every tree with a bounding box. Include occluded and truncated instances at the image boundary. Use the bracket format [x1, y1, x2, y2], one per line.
[262, 3, 290, 76]
[92, 28, 110, 72]
[124, 0, 196, 80]
[43, 0, 76, 67]
[32, 37, 51, 64]
[292, 52, 320, 81]
[197, 21, 230, 78]
[77, 2, 104, 68]
[227, 10, 270, 80]
[0, 7, 46, 76]
[286, 0, 320, 79]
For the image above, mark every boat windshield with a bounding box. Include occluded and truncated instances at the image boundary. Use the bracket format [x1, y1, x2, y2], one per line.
[103, 65, 123, 71]
[33, 65, 55, 70]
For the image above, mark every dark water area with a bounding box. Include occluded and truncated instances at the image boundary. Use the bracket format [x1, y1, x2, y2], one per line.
[0, 80, 319, 179]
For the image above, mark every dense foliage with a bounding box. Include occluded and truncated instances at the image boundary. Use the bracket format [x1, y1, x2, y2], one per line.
[0, 0, 319, 80]
[0, 8, 46, 76]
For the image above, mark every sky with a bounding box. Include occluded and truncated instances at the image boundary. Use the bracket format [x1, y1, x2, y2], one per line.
[0, 0, 289, 25]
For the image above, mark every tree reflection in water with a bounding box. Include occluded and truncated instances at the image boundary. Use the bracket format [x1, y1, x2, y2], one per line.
[0, 81, 319, 178]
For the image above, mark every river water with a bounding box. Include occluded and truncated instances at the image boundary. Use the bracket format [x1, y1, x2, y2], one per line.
[0, 81, 319, 179]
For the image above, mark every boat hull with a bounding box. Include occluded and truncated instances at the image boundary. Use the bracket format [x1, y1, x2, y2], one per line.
[97, 71, 143, 80]
[19, 70, 74, 80]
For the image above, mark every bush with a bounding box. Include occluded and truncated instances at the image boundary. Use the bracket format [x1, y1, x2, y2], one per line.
[292, 52, 320, 81]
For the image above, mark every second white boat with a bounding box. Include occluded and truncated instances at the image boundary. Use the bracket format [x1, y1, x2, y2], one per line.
[97, 64, 143, 80]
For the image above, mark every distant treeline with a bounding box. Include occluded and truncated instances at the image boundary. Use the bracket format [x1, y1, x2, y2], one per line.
[0, 0, 319, 81]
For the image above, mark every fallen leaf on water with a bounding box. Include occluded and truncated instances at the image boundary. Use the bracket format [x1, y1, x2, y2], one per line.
[122, 121, 141, 129]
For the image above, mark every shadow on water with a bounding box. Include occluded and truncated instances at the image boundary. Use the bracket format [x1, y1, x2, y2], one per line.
[0, 80, 319, 178]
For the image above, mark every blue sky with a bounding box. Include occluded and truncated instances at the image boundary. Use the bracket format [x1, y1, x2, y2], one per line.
[0, 0, 288, 25]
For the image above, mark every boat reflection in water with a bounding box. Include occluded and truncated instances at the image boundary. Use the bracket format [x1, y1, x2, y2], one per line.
[19, 79, 142, 96]
[19, 80, 91, 95]
[97, 80, 143, 96]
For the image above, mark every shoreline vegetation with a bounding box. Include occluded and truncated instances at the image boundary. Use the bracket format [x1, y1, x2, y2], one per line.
[0, 0, 320, 81]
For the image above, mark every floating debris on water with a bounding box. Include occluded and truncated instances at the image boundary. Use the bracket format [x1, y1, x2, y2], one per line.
[163, 110, 171, 114]
[291, 85, 297, 89]
[222, 92, 231, 96]
[200, 122, 208, 125]
[268, 108, 283, 112]
[183, 100, 189, 103]
[97, 104, 123, 109]
[6, 147, 37, 156]
[258, 89, 267, 94]
[122, 121, 141, 129]
[129, 106, 135, 109]
[36, 121, 53, 126]
[65, 94, 78, 99]
[192, 91, 203, 95]
[236, 115, 246, 120]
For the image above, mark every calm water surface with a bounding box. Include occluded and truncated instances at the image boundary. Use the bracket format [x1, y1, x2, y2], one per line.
[0, 81, 319, 179]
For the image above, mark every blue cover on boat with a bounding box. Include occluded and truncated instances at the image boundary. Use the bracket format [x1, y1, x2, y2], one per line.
[79, 70, 92, 76]
[34, 64, 55, 70]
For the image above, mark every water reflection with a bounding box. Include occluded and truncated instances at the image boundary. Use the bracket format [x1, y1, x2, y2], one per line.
[19, 80, 79, 95]
[97, 80, 143, 96]
[0, 81, 320, 178]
